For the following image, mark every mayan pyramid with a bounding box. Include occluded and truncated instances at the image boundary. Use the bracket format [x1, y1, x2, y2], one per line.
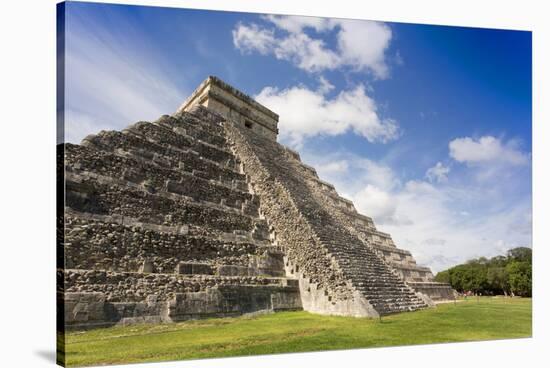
[58, 76, 454, 329]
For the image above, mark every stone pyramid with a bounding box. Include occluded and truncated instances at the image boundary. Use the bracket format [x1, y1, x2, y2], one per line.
[59, 76, 454, 329]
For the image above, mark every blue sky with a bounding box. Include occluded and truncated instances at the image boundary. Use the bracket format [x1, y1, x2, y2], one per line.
[62, 1, 532, 272]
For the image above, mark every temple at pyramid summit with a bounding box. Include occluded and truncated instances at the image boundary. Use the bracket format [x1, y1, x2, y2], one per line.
[59, 76, 455, 329]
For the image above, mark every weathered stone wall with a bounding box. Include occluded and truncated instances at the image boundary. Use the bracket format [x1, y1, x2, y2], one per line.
[62, 269, 294, 302]
[65, 173, 261, 234]
[64, 214, 281, 274]
[64, 292, 109, 329]
[168, 284, 301, 322]
[61, 268, 301, 329]
[407, 282, 457, 301]
[60, 105, 300, 329]
[179, 76, 279, 141]
[83, 129, 243, 184]
[125, 119, 236, 165]
[65, 144, 256, 213]
[64, 283, 301, 330]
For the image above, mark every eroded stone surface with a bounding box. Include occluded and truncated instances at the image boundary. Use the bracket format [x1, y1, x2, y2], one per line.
[59, 76, 453, 330]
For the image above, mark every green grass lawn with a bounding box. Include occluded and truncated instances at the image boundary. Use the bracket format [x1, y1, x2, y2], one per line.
[62, 297, 531, 367]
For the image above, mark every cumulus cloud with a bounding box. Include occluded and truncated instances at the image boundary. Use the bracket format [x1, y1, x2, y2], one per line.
[449, 136, 529, 166]
[303, 143, 531, 272]
[256, 82, 399, 147]
[312, 152, 399, 192]
[334, 18, 392, 77]
[317, 76, 335, 94]
[305, 151, 405, 225]
[233, 15, 392, 78]
[316, 160, 349, 175]
[425, 162, 450, 183]
[232, 22, 276, 55]
[380, 178, 532, 272]
[262, 15, 331, 33]
[353, 185, 398, 224]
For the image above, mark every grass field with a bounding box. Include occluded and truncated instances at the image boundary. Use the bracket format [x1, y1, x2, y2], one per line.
[63, 297, 531, 367]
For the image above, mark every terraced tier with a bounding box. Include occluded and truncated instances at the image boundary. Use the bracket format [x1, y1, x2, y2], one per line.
[64, 213, 284, 276]
[60, 270, 301, 329]
[127, 119, 234, 164]
[62, 269, 296, 302]
[83, 129, 244, 184]
[65, 173, 264, 234]
[65, 144, 256, 213]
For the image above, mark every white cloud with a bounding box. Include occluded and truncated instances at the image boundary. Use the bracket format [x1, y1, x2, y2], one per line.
[317, 76, 335, 94]
[423, 238, 446, 246]
[449, 136, 529, 166]
[380, 178, 532, 272]
[232, 22, 276, 55]
[64, 13, 187, 143]
[334, 19, 392, 77]
[425, 162, 450, 183]
[312, 152, 399, 192]
[353, 185, 398, 224]
[305, 152, 405, 225]
[262, 15, 331, 33]
[256, 82, 399, 147]
[316, 160, 349, 175]
[233, 16, 392, 78]
[274, 32, 339, 72]
[303, 142, 531, 272]
[356, 159, 398, 190]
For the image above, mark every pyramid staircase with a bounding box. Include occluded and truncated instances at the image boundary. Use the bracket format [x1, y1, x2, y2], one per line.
[225, 120, 428, 316]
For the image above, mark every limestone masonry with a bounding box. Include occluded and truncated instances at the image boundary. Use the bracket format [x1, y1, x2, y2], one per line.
[58, 76, 454, 330]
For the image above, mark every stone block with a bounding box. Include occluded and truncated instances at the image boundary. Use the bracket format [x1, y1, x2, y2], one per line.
[217, 265, 249, 276]
[176, 262, 214, 275]
[64, 292, 106, 326]
[139, 259, 154, 273]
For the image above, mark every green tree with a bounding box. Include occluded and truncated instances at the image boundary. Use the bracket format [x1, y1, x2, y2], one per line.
[507, 247, 532, 263]
[436, 247, 531, 296]
[506, 261, 532, 297]
[489, 255, 508, 267]
[434, 270, 450, 283]
[487, 267, 509, 295]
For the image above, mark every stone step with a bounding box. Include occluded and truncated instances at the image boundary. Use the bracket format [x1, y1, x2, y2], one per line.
[64, 174, 265, 235]
[61, 268, 298, 303]
[226, 122, 428, 316]
[64, 214, 280, 274]
[65, 144, 255, 214]
[157, 113, 226, 142]
[177, 105, 227, 138]
[65, 208, 271, 244]
[155, 113, 228, 148]
[125, 121, 236, 167]
[81, 130, 244, 183]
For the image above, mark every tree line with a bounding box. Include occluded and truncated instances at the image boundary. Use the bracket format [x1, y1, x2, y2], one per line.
[434, 247, 532, 297]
